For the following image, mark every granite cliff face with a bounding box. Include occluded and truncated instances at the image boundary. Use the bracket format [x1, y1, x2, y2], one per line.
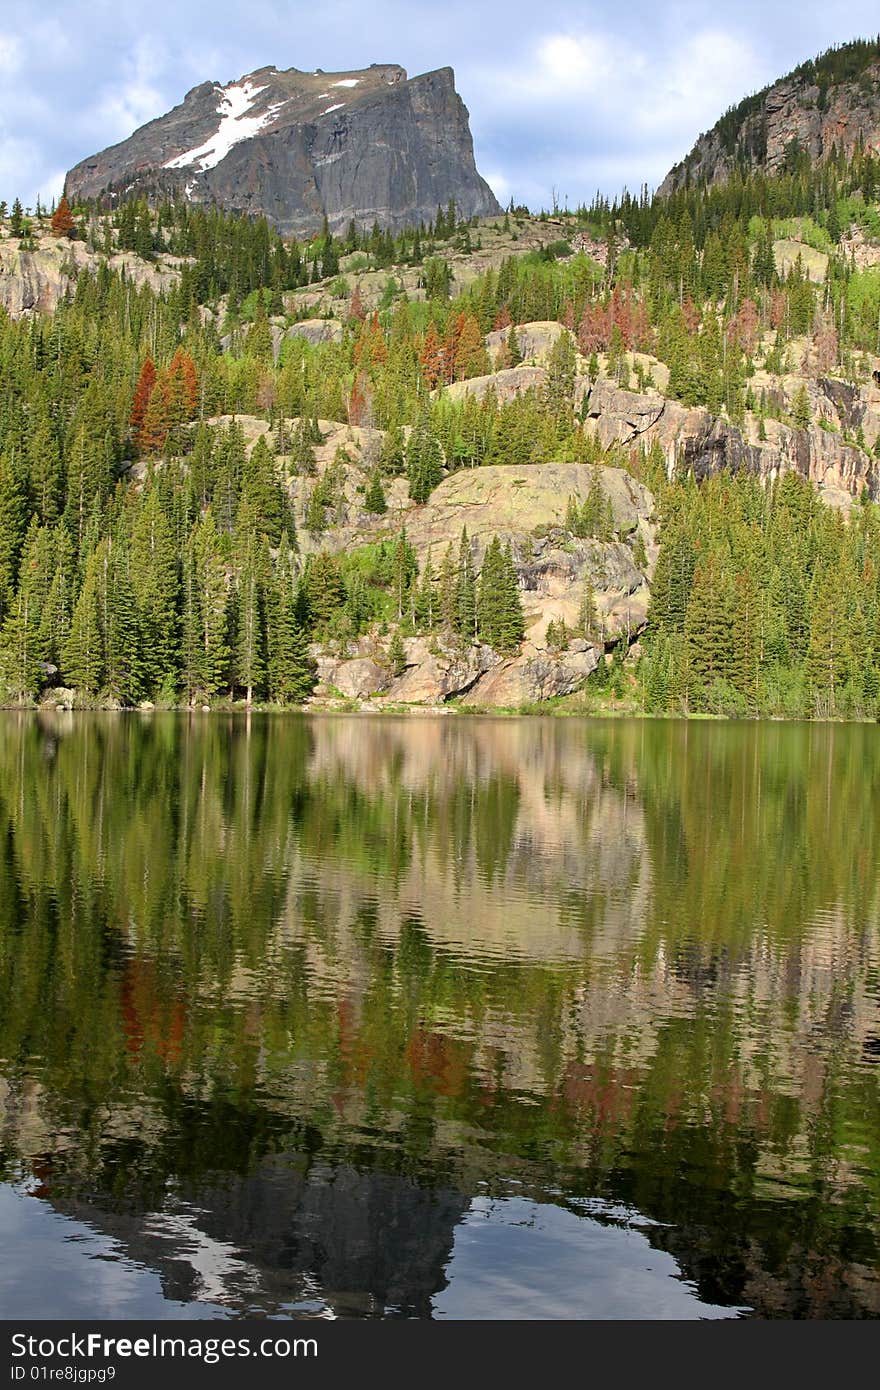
[660, 41, 880, 195]
[64, 63, 501, 234]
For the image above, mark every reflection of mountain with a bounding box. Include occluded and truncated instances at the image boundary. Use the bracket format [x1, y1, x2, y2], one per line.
[49, 1158, 469, 1318]
[0, 713, 879, 1318]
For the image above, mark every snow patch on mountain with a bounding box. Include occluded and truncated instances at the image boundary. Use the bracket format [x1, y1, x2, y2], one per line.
[332, 79, 360, 88]
[321, 104, 345, 115]
[164, 80, 287, 172]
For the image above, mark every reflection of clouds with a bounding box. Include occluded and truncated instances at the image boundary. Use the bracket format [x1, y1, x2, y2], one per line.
[435, 1194, 748, 1320]
[0, 1185, 226, 1320]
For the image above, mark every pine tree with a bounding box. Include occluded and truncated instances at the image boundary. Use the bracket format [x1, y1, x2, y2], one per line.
[233, 532, 268, 704]
[364, 469, 387, 514]
[807, 569, 848, 714]
[130, 357, 157, 445]
[50, 196, 76, 238]
[379, 424, 406, 476]
[241, 435, 288, 544]
[304, 552, 346, 630]
[0, 520, 54, 700]
[406, 419, 444, 504]
[392, 530, 417, 620]
[791, 383, 812, 429]
[130, 487, 180, 697]
[498, 542, 525, 651]
[268, 540, 315, 704]
[388, 627, 407, 676]
[578, 574, 601, 641]
[477, 536, 505, 647]
[543, 329, 577, 429]
[455, 527, 477, 641]
[28, 417, 63, 524]
[291, 419, 318, 476]
[0, 448, 28, 612]
[63, 551, 104, 695]
[181, 509, 229, 704]
[438, 543, 457, 632]
[38, 526, 75, 669]
[477, 536, 524, 652]
[101, 539, 142, 704]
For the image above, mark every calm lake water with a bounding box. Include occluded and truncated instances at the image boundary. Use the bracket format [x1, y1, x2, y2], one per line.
[0, 712, 878, 1319]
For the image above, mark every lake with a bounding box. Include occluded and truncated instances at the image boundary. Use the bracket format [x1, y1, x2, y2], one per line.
[0, 712, 878, 1319]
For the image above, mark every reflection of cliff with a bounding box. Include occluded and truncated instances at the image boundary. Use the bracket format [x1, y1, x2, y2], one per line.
[48, 1157, 469, 1318]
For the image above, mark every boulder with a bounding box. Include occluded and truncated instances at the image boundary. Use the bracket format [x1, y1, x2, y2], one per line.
[333, 658, 391, 698]
[462, 645, 601, 707]
[384, 640, 497, 704]
[284, 319, 345, 348]
[484, 320, 574, 364]
[442, 364, 547, 405]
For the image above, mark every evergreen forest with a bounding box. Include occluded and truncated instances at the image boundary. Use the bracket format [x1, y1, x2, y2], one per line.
[4, 138, 880, 717]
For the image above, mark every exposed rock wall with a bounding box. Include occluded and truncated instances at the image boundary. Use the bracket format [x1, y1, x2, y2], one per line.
[305, 460, 657, 709]
[0, 234, 181, 318]
[582, 377, 879, 505]
[65, 63, 500, 235]
[660, 60, 880, 195]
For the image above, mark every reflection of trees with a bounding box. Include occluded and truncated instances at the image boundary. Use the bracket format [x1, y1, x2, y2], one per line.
[0, 712, 878, 1314]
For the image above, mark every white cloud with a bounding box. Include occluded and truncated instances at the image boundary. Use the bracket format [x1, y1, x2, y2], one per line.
[0, 33, 22, 73]
[464, 24, 773, 206]
[483, 169, 512, 203]
[644, 30, 767, 138]
[532, 33, 613, 93]
[91, 37, 168, 142]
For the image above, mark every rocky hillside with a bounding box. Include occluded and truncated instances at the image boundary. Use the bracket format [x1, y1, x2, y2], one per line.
[660, 38, 880, 194]
[64, 63, 500, 235]
[0, 228, 183, 317]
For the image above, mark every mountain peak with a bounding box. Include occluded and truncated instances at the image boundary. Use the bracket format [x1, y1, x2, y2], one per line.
[64, 62, 499, 234]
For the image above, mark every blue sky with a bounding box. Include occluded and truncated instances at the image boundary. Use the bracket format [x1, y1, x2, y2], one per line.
[1, 1, 878, 211]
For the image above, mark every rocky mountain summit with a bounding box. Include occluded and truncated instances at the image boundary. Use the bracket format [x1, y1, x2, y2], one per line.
[64, 63, 500, 235]
[660, 38, 880, 194]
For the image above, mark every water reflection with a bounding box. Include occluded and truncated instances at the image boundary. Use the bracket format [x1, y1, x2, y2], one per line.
[0, 713, 878, 1318]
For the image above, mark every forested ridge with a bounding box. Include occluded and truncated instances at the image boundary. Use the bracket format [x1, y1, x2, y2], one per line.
[4, 136, 880, 716]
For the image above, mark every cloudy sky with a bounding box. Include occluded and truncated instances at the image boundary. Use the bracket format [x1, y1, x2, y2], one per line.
[1, 0, 877, 211]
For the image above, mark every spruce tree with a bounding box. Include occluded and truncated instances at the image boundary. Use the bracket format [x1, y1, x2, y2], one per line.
[406, 419, 444, 504]
[102, 539, 142, 704]
[268, 540, 316, 704]
[388, 627, 407, 676]
[63, 552, 104, 695]
[364, 469, 387, 514]
[233, 532, 268, 704]
[455, 528, 477, 641]
[130, 488, 180, 697]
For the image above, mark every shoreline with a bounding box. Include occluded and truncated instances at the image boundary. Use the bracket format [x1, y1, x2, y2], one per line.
[2, 698, 878, 724]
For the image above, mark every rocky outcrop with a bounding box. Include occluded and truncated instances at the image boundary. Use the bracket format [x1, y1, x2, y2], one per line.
[484, 320, 571, 365]
[461, 642, 601, 707]
[65, 64, 501, 236]
[384, 639, 498, 704]
[284, 318, 345, 347]
[443, 364, 547, 405]
[394, 459, 654, 554]
[660, 43, 880, 195]
[319, 656, 391, 700]
[291, 458, 656, 708]
[0, 233, 181, 318]
[581, 375, 879, 504]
